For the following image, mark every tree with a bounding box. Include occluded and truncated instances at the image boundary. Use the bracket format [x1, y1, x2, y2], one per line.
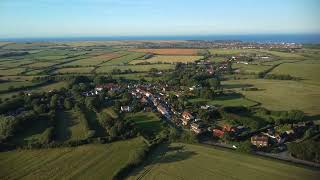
[34, 104, 46, 114]
[0, 116, 17, 140]
[50, 94, 59, 109]
[237, 141, 254, 153]
[208, 78, 221, 89]
[288, 110, 304, 123]
[64, 98, 73, 110]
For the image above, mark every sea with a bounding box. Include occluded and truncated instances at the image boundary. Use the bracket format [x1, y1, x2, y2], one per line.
[1, 34, 320, 44]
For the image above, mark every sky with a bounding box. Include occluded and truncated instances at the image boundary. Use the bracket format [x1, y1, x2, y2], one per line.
[0, 0, 319, 38]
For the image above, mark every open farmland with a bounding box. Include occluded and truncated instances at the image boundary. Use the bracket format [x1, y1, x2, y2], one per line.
[271, 63, 320, 85]
[128, 143, 320, 180]
[0, 138, 146, 180]
[209, 48, 258, 55]
[26, 62, 57, 68]
[63, 52, 125, 66]
[53, 67, 95, 74]
[189, 93, 258, 107]
[130, 48, 200, 55]
[130, 55, 203, 64]
[223, 79, 320, 115]
[101, 52, 145, 65]
[0, 68, 26, 75]
[96, 64, 174, 73]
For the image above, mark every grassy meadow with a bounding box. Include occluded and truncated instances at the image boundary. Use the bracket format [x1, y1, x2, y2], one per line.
[223, 79, 320, 115]
[0, 137, 146, 180]
[128, 143, 320, 180]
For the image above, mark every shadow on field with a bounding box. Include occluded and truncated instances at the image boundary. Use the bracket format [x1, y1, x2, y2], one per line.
[127, 143, 197, 178]
[154, 145, 197, 164]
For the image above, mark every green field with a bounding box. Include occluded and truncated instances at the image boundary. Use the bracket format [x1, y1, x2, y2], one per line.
[223, 79, 320, 115]
[233, 63, 270, 74]
[209, 48, 258, 55]
[271, 63, 320, 85]
[189, 93, 258, 107]
[130, 55, 203, 64]
[0, 68, 26, 75]
[128, 143, 320, 180]
[0, 81, 35, 91]
[0, 137, 146, 179]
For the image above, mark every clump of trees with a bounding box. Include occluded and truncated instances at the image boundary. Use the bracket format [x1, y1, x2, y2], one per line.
[97, 111, 137, 140]
[288, 139, 320, 163]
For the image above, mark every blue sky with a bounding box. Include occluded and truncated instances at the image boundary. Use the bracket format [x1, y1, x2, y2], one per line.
[0, 0, 319, 37]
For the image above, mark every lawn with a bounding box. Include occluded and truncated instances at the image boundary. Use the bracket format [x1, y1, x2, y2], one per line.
[128, 143, 320, 180]
[130, 55, 203, 64]
[55, 110, 88, 141]
[0, 137, 146, 180]
[270, 63, 320, 85]
[130, 48, 200, 55]
[223, 79, 320, 115]
[125, 112, 163, 137]
[96, 64, 174, 73]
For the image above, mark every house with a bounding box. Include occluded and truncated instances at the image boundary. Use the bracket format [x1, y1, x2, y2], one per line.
[95, 83, 120, 93]
[251, 135, 269, 147]
[157, 104, 169, 117]
[182, 118, 191, 126]
[182, 111, 194, 121]
[213, 129, 225, 138]
[223, 125, 237, 132]
[191, 122, 206, 134]
[121, 106, 131, 112]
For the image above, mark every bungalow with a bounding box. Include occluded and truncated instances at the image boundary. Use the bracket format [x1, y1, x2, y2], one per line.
[251, 135, 269, 147]
[121, 106, 131, 112]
